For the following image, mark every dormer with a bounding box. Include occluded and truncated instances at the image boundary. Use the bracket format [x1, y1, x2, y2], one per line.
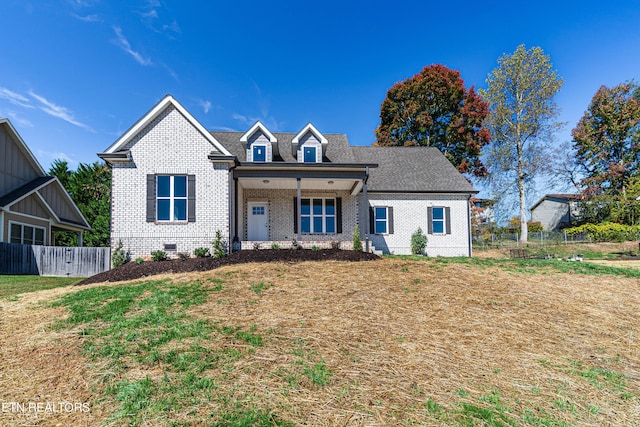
[291, 123, 328, 163]
[241, 121, 278, 162]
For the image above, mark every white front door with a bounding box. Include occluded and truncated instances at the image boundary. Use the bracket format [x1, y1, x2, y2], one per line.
[248, 202, 269, 241]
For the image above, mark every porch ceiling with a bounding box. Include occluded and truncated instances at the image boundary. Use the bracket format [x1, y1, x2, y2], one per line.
[239, 177, 356, 191]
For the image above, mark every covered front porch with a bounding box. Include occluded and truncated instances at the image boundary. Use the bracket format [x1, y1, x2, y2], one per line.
[230, 163, 376, 251]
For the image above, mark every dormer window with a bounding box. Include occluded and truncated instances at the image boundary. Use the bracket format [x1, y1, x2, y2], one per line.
[241, 121, 278, 163]
[292, 123, 328, 163]
[253, 145, 267, 162]
[303, 146, 317, 163]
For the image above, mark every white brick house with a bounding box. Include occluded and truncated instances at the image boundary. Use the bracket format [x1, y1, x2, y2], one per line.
[99, 95, 477, 258]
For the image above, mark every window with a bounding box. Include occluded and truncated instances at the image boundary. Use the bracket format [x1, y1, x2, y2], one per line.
[428, 206, 450, 235]
[432, 207, 445, 234]
[252, 206, 265, 216]
[157, 175, 187, 221]
[9, 222, 46, 245]
[253, 145, 266, 162]
[303, 146, 317, 163]
[301, 198, 335, 233]
[374, 207, 388, 234]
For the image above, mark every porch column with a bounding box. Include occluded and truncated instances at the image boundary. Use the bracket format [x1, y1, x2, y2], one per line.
[296, 177, 302, 240]
[233, 177, 239, 244]
[78, 232, 83, 247]
[363, 168, 370, 253]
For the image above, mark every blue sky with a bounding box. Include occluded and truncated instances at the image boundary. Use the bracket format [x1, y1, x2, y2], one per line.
[1, 0, 639, 191]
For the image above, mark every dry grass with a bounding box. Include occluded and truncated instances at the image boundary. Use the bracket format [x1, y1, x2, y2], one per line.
[1, 257, 639, 426]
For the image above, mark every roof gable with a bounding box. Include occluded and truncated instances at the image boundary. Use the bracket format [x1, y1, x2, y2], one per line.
[0, 118, 47, 178]
[240, 121, 277, 144]
[102, 95, 231, 156]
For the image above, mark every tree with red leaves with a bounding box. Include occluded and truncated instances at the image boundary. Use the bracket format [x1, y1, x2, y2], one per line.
[375, 64, 490, 177]
[572, 82, 640, 195]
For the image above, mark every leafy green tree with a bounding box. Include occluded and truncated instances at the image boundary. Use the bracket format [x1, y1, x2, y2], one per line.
[572, 82, 640, 195]
[481, 45, 564, 242]
[375, 64, 490, 177]
[49, 160, 111, 247]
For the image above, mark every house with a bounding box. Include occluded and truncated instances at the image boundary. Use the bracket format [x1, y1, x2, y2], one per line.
[98, 95, 477, 258]
[530, 194, 581, 231]
[0, 118, 91, 245]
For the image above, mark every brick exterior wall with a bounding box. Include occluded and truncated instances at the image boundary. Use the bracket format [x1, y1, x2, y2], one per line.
[111, 106, 230, 259]
[240, 188, 358, 243]
[360, 193, 471, 256]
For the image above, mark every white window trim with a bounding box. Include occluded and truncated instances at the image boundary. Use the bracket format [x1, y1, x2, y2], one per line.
[301, 197, 336, 234]
[432, 206, 446, 235]
[374, 206, 389, 235]
[156, 175, 188, 222]
[8, 220, 46, 245]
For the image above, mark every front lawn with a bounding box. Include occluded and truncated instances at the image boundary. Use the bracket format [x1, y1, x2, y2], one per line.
[0, 275, 82, 299]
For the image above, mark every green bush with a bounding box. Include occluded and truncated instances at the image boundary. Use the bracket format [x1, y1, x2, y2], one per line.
[411, 227, 428, 255]
[212, 230, 227, 258]
[111, 239, 128, 268]
[311, 245, 321, 251]
[194, 247, 210, 257]
[270, 243, 281, 250]
[177, 251, 191, 260]
[352, 225, 363, 251]
[135, 257, 144, 265]
[151, 250, 168, 261]
[564, 222, 640, 242]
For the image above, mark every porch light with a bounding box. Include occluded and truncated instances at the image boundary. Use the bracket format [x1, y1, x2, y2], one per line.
[263, 180, 270, 184]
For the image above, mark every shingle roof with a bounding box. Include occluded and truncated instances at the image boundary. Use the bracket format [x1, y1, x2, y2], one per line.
[211, 130, 476, 194]
[353, 146, 476, 193]
[0, 176, 54, 207]
[210, 132, 356, 163]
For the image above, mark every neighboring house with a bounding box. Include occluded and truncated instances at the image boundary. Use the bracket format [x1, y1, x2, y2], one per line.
[530, 194, 580, 231]
[98, 95, 477, 258]
[0, 118, 91, 245]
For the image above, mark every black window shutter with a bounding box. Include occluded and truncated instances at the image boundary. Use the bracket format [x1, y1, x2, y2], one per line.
[445, 206, 451, 234]
[388, 206, 394, 234]
[369, 207, 375, 234]
[293, 198, 297, 233]
[188, 175, 196, 222]
[427, 207, 433, 234]
[146, 174, 156, 222]
[336, 197, 342, 234]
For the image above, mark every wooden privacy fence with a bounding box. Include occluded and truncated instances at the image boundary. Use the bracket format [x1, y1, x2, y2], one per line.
[0, 242, 110, 277]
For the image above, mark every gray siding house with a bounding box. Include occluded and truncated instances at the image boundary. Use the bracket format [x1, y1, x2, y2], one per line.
[99, 95, 477, 258]
[530, 194, 580, 231]
[0, 118, 91, 245]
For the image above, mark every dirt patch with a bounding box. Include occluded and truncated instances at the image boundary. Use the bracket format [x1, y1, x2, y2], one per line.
[78, 249, 379, 285]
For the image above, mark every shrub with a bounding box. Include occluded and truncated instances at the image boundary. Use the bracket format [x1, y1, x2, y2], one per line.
[135, 257, 144, 265]
[177, 251, 191, 260]
[411, 228, 428, 255]
[111, 239, 128, 268]
[194, 247, 210, 258]
[311, 245, 321, 251]
[331, 241, 340, 250]
[212, 230, 227, 258]
[352, 225, 363, 251]
[270, 243, 281, 250]
[565, 222, 640, 242]
[151, 250, 168, 261]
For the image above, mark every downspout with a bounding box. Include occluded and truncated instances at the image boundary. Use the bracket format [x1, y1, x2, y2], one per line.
[296, 177, 302, 241]
[228, 164, 237, 253]
[363, 167, 370, 253]
[467, 195, 473, 257]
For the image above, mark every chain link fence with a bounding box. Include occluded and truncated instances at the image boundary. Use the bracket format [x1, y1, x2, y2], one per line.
[472, 231, 593, 249]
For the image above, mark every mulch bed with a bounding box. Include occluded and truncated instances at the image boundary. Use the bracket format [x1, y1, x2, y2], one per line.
[78, 249, 380, 286]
